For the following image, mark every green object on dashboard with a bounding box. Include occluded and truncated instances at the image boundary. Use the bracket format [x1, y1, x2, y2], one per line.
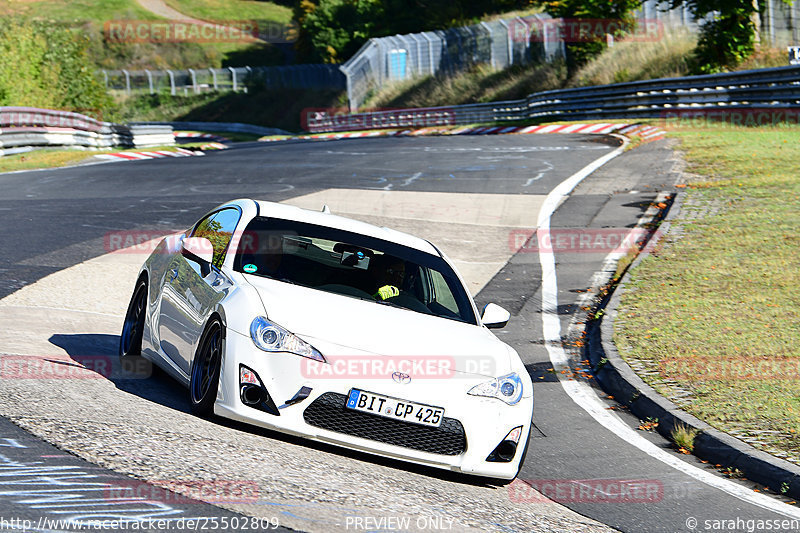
[374, 285, 399, 301]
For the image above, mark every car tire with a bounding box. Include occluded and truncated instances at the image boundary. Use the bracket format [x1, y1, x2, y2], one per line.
[190, 318, 223, 416]
[119, 277, 147, 358]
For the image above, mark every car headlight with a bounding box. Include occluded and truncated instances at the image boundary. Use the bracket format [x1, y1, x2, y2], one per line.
[468, 372, 523, 405]
[249, 316, 326, 363]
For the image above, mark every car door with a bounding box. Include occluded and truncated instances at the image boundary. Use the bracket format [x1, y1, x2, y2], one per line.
[157, 207, 241, 376]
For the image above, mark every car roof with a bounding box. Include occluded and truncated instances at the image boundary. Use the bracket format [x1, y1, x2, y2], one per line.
[252, 199, 440, 256]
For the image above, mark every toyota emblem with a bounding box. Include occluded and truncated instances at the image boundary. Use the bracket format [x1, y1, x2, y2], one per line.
[392, 372, 411, 384]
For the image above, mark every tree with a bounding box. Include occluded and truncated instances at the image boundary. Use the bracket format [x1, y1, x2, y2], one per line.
[293, 0, 530, 63]
[663, 0, 793, 72]
[538, 0, 643, 75]
[662, 0, 758, 72]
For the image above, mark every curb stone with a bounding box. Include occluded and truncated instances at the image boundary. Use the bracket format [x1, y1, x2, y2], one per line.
[587, 188, 800, 500]
[260, 123, 666, 144]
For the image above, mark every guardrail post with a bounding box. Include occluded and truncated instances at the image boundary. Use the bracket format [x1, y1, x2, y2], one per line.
[122, 69, 131, 95]
[229, 67, 237, 92]
[210, 68, 218, 91]
[145, 70, 154, 94]
[188, 68, 197, 93]
[245, 66, 252, 93]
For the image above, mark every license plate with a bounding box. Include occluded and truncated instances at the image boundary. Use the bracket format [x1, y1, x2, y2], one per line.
[346, 389, 444, 427]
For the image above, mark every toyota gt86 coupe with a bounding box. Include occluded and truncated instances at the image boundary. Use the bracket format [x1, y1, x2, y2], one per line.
[120, 198, 534, 479]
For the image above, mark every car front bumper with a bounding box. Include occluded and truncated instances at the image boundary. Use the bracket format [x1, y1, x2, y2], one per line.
[214, 329, 534, 479]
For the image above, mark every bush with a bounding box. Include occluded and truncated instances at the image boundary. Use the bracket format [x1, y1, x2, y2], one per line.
[0, 20, 111, 117]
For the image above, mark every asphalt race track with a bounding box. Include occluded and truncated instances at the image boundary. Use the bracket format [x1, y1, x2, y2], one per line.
[1, 134, 799, 532]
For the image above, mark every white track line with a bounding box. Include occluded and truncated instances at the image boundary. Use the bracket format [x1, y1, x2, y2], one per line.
[536, 138, 800, 519]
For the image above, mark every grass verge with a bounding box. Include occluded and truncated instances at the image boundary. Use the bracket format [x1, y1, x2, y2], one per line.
[164, 0, 292, 25]
[0, 0, 156, 23]
[0, 144, 206, 173]
[614, 124, 800, 464]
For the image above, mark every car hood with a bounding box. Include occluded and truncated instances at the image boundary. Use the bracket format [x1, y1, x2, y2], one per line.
[244, 276, 513, 377]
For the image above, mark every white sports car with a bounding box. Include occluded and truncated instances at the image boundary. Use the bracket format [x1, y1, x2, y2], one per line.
[120, 198, 533, 480]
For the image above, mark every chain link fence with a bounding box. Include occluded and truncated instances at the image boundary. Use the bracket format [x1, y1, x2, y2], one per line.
[339, 5, 708, 111]
[763, 0, 800, 46]
[103, 65, 345, 96]
[340, 14, 564, 111]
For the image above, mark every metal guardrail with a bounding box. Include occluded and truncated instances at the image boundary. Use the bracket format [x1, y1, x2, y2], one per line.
[133, 121, 289, 136]
[0, 107, 175, 156]
[306, 64, 800, 132]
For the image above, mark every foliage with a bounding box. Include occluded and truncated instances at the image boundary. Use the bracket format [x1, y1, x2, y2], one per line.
[671, 423, 699, 453]
[664, 0, 791, 73]
[663, 0, 754, 73]
[293, 0, 530, 63]
[0, 20, 111, 116]
[539, 0, 643, 74]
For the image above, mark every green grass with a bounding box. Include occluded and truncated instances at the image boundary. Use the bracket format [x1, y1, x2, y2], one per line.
[0, 0, 158, 23]
[671, 422, 699, 453]
[365, 30, 787, 111]
[0, 144, 206, 173]
[365, 62, 567, 109]
[569, 30, 696, 86]
[615, 124, 800, 463]
[1, 0, 289, 70]
[164, 0, 292, 25]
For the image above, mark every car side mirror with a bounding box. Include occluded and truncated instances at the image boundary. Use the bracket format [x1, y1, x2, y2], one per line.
[481, 303, 510, 329]
[182, 237, 214, 276]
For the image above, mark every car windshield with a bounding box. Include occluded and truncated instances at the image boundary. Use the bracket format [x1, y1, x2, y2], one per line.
[234, 217, 477, 325]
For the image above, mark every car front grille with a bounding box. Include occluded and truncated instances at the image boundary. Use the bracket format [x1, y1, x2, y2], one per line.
[303, 392, 467, 456]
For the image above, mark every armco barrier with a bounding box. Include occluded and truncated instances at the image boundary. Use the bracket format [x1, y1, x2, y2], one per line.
[307, 64, 800, 132]
[0, 107, 174, 155]
[133, 121, 288, 136]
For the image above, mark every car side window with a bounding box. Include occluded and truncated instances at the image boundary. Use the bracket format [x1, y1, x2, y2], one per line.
[191, 208, 241, 268]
